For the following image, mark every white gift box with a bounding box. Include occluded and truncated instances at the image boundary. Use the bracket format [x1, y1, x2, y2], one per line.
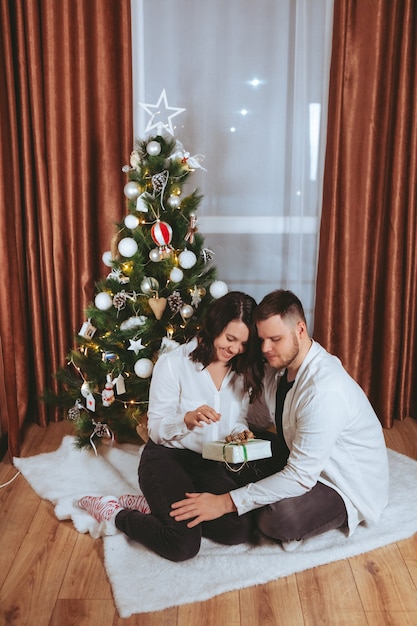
[202, 439, 272, 464]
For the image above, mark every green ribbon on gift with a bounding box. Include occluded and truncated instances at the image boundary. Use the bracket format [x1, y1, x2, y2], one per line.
[222, 441, 249, 472]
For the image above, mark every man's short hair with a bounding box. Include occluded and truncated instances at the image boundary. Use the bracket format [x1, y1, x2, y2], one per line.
[253, 289, 306, 325]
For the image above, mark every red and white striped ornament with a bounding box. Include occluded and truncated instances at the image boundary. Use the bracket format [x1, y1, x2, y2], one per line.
[151, 220, 173, 247]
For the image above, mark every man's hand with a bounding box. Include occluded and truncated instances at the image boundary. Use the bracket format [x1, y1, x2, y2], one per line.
[170, 492, 237, 528]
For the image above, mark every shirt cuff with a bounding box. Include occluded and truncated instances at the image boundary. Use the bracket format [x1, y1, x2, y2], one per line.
[230, 486, 256, 516]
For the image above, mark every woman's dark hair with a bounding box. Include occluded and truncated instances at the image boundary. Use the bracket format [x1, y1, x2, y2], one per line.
[190, 291, 264, 401]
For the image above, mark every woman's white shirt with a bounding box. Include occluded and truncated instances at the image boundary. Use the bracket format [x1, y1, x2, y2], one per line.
[147, 338, 250, 452]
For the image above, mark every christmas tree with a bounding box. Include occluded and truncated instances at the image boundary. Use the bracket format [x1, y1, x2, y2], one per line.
[45, 128, 228, 451]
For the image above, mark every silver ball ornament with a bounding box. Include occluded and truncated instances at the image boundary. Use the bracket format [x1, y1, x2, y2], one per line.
[180, 304, 194, 319]
[149, 248, 162, 262]
[118, 237, 138, 257]
[146, 140, 162, 156]
[167, 194, 181, 209]
[134, 358, 154, 378]
[140, 276, 159, 294]
[123, 181, 141, 200]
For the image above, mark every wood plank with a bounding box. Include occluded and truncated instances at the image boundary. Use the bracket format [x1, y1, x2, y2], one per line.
[0, 500, 77, 626]
[397, 535, 417, 588]
[49, 599, 116, 626]
[240, 575, 304, 626]
[384, 417, 417, 459]
[296, 560, 368, 626]
[177, 590, 240, 626]
[0, 465, 41, 589]
[350, 543, 417, 612]
[58, 532, 113, 600]
[112, 606, 179, 625]
[365, 611, 417, 625]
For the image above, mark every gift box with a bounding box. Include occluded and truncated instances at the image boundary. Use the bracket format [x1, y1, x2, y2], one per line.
[202, 439, 272, 463]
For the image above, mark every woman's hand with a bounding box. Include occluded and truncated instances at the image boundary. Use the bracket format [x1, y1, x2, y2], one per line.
[170, 492, 237, 527]
[184, 405, 221, 430]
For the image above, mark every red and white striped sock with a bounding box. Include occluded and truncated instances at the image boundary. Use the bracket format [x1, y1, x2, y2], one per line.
[119, 494, 151, 514]
[78, 495, 122, 522]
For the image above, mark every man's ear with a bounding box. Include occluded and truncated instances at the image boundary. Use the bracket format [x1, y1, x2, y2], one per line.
[297, 320, 307, 338]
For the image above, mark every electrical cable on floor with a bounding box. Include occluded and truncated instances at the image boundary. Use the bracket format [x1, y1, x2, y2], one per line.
[0, 470, 21, 488]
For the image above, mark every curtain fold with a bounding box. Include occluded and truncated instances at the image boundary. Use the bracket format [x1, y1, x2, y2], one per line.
[315, 0, 417, 427]
[0, 0, 133, 457]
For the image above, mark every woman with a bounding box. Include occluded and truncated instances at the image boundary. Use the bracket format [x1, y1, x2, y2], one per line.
[79, 291, 264, 561]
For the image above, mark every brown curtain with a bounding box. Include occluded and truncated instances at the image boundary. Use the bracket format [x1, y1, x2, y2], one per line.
[315, 0, 417, 427]
[0, 0, 133, 457]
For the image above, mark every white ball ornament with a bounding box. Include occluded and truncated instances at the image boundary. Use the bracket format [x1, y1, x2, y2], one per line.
[95, 292, 113, 310]
[134, 358, 154, 378]
[169, 267, 184, 282]
[146, 140, 162, 156]
[124, 214, 139, 229]
[178, 249, 197, 269]
[102, 251, 113, 267]
[118, 237, 138, 258]
[123, 181, 141, 200]
[209, 280, 229, 299]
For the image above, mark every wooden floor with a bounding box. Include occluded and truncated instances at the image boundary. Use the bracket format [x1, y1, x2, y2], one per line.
[1, 419, 417, 626]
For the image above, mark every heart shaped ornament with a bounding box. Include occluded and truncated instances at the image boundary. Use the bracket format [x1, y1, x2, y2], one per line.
[148, 296, 167, 320]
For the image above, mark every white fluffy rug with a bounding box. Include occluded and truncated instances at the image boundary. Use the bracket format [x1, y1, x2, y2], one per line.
[14, 436, 417, 618]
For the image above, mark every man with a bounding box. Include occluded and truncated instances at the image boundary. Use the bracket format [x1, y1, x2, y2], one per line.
[171, 289, 389, 550]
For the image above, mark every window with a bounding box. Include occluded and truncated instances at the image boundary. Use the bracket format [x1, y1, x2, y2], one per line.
[131, 0, 334, 329]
